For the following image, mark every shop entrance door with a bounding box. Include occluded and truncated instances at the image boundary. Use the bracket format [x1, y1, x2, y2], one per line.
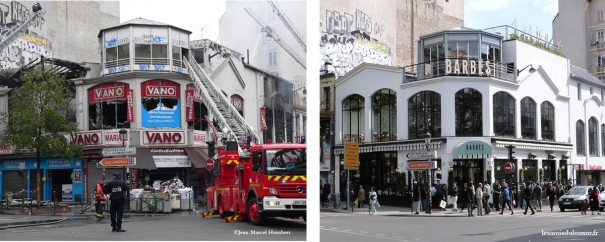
[453, 159, 483, 185]
[50, 169, 72, 202]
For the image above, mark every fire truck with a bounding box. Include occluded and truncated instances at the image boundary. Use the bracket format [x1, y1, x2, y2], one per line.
[205, 141, 306, 225]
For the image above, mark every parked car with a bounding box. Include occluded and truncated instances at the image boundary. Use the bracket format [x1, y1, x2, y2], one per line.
[600, 190, 605, 212]
[558, 186, 592, 212]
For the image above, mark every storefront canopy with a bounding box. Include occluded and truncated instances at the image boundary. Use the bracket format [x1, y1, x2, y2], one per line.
[184, 147, 212, 169]
[133, 148, 156, 169]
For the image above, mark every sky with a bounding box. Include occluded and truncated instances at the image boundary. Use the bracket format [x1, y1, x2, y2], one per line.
[464, 0, 559, 42]
[120, 0, 226, 41]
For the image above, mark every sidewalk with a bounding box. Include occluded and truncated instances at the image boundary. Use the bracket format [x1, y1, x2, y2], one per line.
[320, 203, 467, 217]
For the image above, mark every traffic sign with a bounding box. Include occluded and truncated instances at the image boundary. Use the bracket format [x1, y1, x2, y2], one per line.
[344, 143, 359, 170]
[100, 147, 136, 157]
[407, 161, 437, 170]
[406, 151, 437, 160]
[100, 157, 136, 167]
[206, 159, 215, 170]
[504, 162, 512, 174]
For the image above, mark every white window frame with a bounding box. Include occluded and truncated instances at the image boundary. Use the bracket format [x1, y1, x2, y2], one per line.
[598, 9, 604, 22]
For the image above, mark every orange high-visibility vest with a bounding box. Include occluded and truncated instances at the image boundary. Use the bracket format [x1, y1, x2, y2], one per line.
[95, 183, 107, 201]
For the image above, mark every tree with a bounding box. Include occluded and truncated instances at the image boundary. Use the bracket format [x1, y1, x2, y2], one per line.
[0, 68, 82, 207]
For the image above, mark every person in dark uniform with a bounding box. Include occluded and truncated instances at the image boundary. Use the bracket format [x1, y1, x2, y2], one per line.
[103, 172, 129, 232]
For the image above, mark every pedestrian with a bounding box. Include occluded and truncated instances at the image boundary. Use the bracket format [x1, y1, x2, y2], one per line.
[476, 183, 484, 216]
[102, 172, 129, 232]
[94, 178, 107, 221]
[460, 182, 468, 213]
[421, 185, 428, 212]
[357, 185, 365, 208]
[492, 180, 501, 211]
[580, 198, 589, 215]
[467, 181, 475, 217]
[369, 186, 379, 215]
[321, 180, 331, 208]
[412, 181, 420, 214]
[499, 183, 514, 215]
[483, 180, 491, 215]
[590, 186, 601, 215]
[450, 183, 459, 212]
[523, 182, 535, 215]
[533, 181, 542, 211]
[547, 184, 556, 212]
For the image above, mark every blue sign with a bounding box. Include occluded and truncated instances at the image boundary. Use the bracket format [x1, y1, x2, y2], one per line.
[141, 99, 181, 128]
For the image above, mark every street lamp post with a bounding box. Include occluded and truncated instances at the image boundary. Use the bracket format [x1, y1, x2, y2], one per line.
[424, 131, 432, 214]
[119, 129, 129, 212]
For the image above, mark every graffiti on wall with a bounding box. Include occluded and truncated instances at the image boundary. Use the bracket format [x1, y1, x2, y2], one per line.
[321, 9, 391, 78]
[0, 1, 50, 70]
[320, 31, 391, 78]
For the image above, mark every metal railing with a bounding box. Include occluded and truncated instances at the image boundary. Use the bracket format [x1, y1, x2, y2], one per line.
[402, 58, 516, 83]
[483, 25, 559, 51]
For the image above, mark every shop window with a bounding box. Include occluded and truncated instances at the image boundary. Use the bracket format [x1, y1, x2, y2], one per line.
[342, 94, 365, 143]
[493, 91, 516, 138]
[521, 97, 536, 139]
[88, 82, 131, 130]
[541, 101, 555, 141]
[576, 120, 585, 156]
[455, 88, 482, 136]
[372, 89, 397, 142]
[589, 117, 598, 156]
[141, 80, 181, 128]
[408, 91, 441, 139]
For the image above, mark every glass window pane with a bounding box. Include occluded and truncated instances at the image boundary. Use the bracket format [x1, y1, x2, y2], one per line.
[152, 44, 168, 58]
[106, 47, 117, 62]
[118, 44, 129, 59]
[172, 46, 181, 60]
[135, 44, 151, 58]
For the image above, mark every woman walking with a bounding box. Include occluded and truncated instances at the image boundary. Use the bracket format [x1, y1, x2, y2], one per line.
[369, 187, 379, 215]
[451, 183, 459, 212]
[547, 184, 557, 212]
[590, 186, 601, 215]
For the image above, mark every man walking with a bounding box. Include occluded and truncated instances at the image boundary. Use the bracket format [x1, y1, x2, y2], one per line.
[467, 181, 475, 217]
[94, 178, 107, 221]
[483, 180, 491, 215]
[523, 182, 536, 215]
[103, 172, 129, 232]
[492, 180, 501, 211]
[533, 181, 542, 212]
[357, 185, 365, 208]
[499, 182, 514, 215]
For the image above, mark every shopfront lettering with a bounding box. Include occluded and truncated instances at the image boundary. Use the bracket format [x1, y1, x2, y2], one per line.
[70, 132, 101, 145]
[145, 86, 176, 96]
[94, 86, 124, 100]
[465, 144, 485, 151]
[446, 59, 492, 76]
[144, 131, 184, 144]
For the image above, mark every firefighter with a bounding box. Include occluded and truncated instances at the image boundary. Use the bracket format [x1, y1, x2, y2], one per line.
[103, 172, 129, 232]
[94, 178, 107, 221]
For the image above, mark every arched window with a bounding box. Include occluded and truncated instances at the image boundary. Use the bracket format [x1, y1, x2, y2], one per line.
[372, 89, 397, 142]
[493, 92, 516, 138]
[456, 88, 482, 136]
[601, 124, 605, 156]
[408, 91, 441, 139]
[342, 94, 365, 143]
[541, 102, 555, 141]
[521, 97, 536, 139]
[576, 120, 585, 156]
[589, 117, 598, 156]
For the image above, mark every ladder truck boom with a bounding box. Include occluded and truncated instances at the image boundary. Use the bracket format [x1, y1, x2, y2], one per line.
[183, 57, 261, 155]
[0, 3, 44, 53]
[244, 7, 306, 69]
[267, 0, 306, 52]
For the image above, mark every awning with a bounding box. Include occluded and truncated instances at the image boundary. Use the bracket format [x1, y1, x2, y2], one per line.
[334, 140, 445, 155]
[184, 147, 211, 169]
[493, 140, 573, 152]
[133, 148, 156, 169]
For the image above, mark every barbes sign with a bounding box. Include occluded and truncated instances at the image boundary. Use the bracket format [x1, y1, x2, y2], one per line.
[445, 59, 492, 76]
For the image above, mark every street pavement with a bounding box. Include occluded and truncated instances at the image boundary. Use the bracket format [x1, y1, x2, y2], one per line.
[0, 208, 306, 241]
[321, 204, 605, 241]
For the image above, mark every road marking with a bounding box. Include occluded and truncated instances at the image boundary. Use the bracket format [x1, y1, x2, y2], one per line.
[358, 231, 369, 234]
[320, 227, 415, 242]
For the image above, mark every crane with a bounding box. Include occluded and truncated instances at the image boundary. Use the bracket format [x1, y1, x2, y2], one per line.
[266, 0, 306, 52]
[0, 3, 44, 53]
[244, 7, 306, 69]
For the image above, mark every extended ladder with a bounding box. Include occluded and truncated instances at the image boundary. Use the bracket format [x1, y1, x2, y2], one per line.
[0, 7, 45, 53]
[184, 58, 261, 154]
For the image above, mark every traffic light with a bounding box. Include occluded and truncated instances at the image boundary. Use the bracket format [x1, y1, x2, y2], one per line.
[506, 145, 516, 161]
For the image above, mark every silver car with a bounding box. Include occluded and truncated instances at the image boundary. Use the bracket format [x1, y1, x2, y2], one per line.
[600, 190, 605, 212]
[558, 186, 591, 212]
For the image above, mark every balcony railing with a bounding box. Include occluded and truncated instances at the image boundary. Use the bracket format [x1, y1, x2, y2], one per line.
[402, 58, 516, 83]
[483, 25, 560, 52]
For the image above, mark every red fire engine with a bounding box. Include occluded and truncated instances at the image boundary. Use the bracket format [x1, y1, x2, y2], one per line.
[205, 141, 306, 225]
